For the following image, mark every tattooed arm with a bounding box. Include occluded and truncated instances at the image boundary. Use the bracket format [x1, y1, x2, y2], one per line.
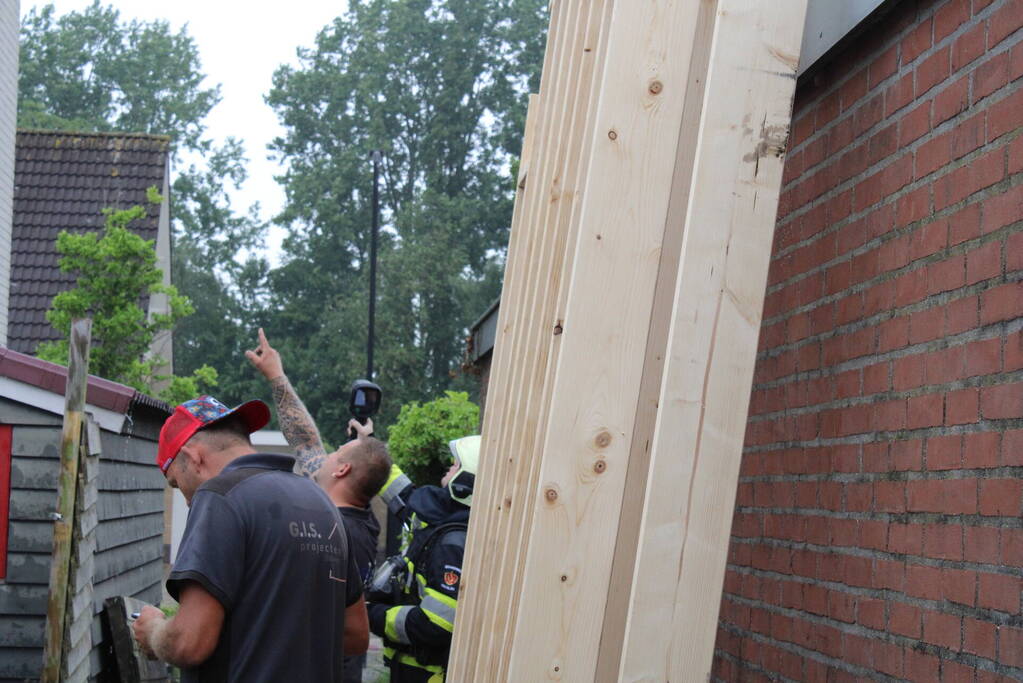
[245, 328, 327, 478]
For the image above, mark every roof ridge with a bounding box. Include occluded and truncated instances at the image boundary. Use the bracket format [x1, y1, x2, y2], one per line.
[16, 128, 173, 143]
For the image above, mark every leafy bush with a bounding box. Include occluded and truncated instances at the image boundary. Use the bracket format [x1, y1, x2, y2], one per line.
[388, 391, 480, 485]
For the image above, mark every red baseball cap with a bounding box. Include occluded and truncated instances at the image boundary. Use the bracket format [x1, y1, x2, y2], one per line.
[157, 395, 270, 473]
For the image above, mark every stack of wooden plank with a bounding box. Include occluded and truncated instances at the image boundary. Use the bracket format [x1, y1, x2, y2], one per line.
[451, 1, 808, 680]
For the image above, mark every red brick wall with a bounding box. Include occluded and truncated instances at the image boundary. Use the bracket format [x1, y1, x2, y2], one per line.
[715, 0, 1023, 679]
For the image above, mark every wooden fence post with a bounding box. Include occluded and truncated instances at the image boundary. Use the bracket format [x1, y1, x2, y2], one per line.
[41, 317, 92, 683]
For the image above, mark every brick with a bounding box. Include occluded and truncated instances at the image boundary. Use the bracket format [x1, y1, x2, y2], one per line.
[916, 131, 952, 179]
[886, 72, 916, 115]
[949, 201, 982, 246]
[977, 572, 1021, 612]
[973, 50, 1011, 100]
[909, 306, 945, 344]
[988, 0, 1023, 48]
[966, 239, 1002, 285]
[854, 93, 885, 136]
[980, 382, 1023, 419]
[860, 519, 888, 550]
[895, 353, 926, 390]
[964, 430, 1000, 468]
[912, 218, 949, 258]
[935, 148, 1005, 210]
[934, 75, 971, 125]
[980, 282, 1022, 324]
[893, 438, 924, 471]
[926, 345, 966, 385]
[1005, 429, 1023, 466]
[828, 589, 857, 623]
[952, 110, 986, 159]
[869, 122, 900, 164]
[923, 610, 962, 650]
[903, 18, 934, 63]
[927, 434, 963, 469]
[863, 362, 890, 394]
[924, 523, 963, 560]
[890, 522, 924, 555]
[946, 387, 980, 425]
[942, 660, 977, 682]
[908, 393, 944, 429]
[963, 524, 1000, 563]
[908, 478, 977, 514]
[1008, 329, 1023, 371]
[998, 526, 1023, 566]
[890, 600, 922, 637]
[1011, 133, 1023, 174]
[870, 45, 899, 88]
[1001, 626, 1023, 667]
[952, 22, 986, 71]
[978, 479, 1023, 516]
[964, 336, 1002, 376]
[945, 294, 978, 334]
[874, 558, 905, 591]
[858, 597, 886, 630]
[874, 399, 908, 431]
[989, 88, 1023, 140]
[907, 563, 943, 600]
[895, 267, 929, 306]
[942, 567, 977, 606]
[980, 180, 1023, 235]
[936, 0, 970, 40]
[896, 184, 937, 226]
[918, 47, 951, 95]
[840, 68, 869, 112]
[876, 481, 907, 513]
[929, 254, 967, 293]
[905, 649, 941, 682]
[873, 640, 904, 678]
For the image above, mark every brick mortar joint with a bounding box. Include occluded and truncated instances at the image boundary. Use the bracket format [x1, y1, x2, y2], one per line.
[729, 535, 1023, 580]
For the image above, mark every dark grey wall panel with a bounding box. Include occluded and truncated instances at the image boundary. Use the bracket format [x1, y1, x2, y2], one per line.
[4, 551, 49, 584]
[10, 425, 60, 458]
[0, 397, 62, 426]
[95, 512, 162, 552]
[94, 537, 162, 585]
[10, 455, 59, 489]
[7, 519, 52, 553]
[0, 583, 47, 615]
[0, 615, 43, 647]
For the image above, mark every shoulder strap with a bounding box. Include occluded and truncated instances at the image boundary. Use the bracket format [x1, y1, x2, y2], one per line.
[406, 521, 468, 568]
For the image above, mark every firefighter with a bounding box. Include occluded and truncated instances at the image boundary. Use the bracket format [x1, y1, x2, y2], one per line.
[367, 435, 479, 682]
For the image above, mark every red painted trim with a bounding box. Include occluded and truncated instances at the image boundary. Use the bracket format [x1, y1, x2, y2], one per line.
[0, 424, 11, 580]
[0, 346, 137, 414]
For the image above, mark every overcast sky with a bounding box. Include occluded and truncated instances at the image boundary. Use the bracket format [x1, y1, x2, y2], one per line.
[21, 0, 350, 261]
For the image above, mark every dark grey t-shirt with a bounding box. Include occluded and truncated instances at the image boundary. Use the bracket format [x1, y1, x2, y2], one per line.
[167, 454, 362, 683]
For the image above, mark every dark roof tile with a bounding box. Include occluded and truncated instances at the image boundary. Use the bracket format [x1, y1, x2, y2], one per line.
[10, 130, 170, 355]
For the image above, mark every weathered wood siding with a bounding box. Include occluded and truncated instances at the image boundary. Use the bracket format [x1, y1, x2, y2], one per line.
[0, 396, 164, 682]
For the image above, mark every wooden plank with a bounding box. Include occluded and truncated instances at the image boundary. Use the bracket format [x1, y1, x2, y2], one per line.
[11, 456, 60, 489]
[595, 3, 720, 677]
[93, 537, 163, 585]
[0, 583, 49, 615]
[5, 551, 51, 584]
[95, 512, 163, 553]
[0, 646, 46, 678]
[7, 520, 54, 553]
[617, 1, 807, 680]
[96, 462, 164, 492]
[93, 564, 163, 608]
[98, 490, 164, 522]
[0, 397, 64, 427]
[0, 614, 44, 647]
[483, 3, 618, 679]
[98, 430, 159, 466]
[503, 1, 717, 678]
[103, 596, 170, 682]
[42, 317, 92, 683]
[10, 425, 61, 459]
[8, 489, 59, 521]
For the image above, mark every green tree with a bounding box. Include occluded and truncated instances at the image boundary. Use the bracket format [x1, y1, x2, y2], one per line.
[37, 190, 217, 405]
[388, 391, 480, 485]
[18, 2, 267, 405]
[264, 0, 547, 445]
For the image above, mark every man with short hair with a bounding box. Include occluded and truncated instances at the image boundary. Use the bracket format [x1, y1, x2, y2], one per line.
[132, 395, 368, 682]
[247, 328, 391, 681]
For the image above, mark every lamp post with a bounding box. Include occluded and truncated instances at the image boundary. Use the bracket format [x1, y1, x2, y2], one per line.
[367, 150, 381, 380]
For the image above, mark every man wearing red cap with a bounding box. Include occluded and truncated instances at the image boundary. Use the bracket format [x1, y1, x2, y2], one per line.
[132, 395, 369, 682]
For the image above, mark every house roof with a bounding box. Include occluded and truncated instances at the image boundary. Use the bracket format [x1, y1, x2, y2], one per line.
[8, 130, 170, 355]
[0, 345, 171, 432]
